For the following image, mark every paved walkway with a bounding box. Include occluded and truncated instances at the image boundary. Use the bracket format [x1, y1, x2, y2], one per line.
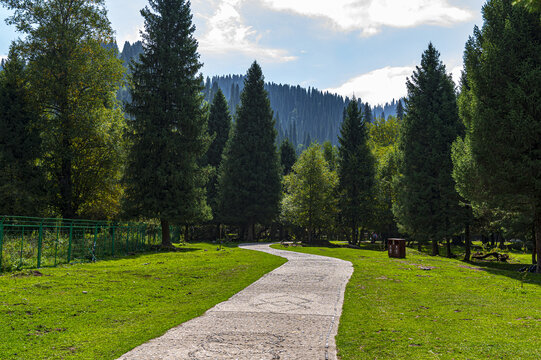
[118, 243, 353, 360]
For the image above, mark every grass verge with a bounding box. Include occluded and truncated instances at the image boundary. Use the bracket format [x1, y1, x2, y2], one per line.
[272, 243, 541, 360]
[0, 242, 286, 360]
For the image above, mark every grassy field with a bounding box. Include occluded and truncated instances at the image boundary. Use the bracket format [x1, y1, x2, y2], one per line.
[272, 242, 541, 360]
[0, 242, 286, 360]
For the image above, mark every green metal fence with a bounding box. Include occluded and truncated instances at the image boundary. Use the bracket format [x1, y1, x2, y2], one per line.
[0, 216, 168, 272]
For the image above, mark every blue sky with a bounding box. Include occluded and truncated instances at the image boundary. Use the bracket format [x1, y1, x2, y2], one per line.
[0, 0, 486, 105]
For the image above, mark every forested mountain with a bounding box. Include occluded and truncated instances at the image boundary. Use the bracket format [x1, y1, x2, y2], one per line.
[114, 41, 401, 148]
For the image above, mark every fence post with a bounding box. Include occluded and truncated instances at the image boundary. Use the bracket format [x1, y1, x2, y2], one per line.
[93, 225, 98, 262]
[54, 226, 59, 267]
[112, 226, 116, 257]
[126, 225, 130, 253]
[67, 223, 73, 263]
[20, 228, 24, 269]
[37, 223, 43, 268]
[0, 223, 3, 270]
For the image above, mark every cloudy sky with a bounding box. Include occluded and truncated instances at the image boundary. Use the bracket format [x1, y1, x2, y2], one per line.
[0, 0, 485, 105]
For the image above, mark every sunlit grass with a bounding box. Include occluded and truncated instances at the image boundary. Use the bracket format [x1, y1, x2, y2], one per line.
[273, 243, 541, 360]
[0, 242, 286, 360]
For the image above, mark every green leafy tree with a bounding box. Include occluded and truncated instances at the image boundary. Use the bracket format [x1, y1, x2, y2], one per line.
[123, 0, 211, 246]
[0, 49, 44, 215]
[206, 89, 232, 219]
[280, 138, 297, 175]
[322, 140, 338, 171]
[217, 62, 282, 241]
[456, 0, 541, 269]
[393, 43, 465, 256]
[1, 0, 126, 219]
[368, 115, 400, 238]
[282, 144, 338, 243]
[337, 98, 376, 244]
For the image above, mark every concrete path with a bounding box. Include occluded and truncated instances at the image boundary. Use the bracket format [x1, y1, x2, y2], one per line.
[118, 243, 353, 360]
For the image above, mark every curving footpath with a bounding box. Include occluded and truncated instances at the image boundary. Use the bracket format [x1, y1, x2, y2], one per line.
[118, 243, 353, 360]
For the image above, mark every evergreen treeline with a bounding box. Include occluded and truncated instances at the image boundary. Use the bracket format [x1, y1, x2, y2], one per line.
[1, 0, 539, 272]
[112, 41, 402, 148]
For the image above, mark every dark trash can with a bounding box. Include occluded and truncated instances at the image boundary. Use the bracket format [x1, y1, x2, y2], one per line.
[388, 238, 406, 258]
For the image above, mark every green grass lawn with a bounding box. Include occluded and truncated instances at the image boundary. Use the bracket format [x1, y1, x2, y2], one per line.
[272, 243, 541, 360]
[0, 242, 286, 360]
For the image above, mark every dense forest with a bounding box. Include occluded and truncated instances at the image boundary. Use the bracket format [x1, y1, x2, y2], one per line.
[114, 41, 401, 148]
[0, 0, 539, 272]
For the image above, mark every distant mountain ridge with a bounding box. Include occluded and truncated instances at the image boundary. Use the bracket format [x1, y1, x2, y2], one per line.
[114, 41, 401, 147]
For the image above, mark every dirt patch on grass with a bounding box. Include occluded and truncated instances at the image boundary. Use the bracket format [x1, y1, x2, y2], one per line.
[459, 265, 487, 272]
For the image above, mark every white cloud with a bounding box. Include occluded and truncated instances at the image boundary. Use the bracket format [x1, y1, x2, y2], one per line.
[198, 0, 297, 63]
[450, 65, 463, 87]
[326, 66, 414, 104]
[261, 0, 473, 36]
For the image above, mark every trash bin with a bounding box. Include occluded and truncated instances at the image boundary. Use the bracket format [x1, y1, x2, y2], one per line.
[388, 238, 406, 258]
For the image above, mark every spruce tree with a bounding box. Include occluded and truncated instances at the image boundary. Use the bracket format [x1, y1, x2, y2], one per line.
[0, 50, 44, 215]
[396, 99, 404, 120]
[124, 0, 211, 246]
[206, 88, 232, 219]
[217, 62, 282, 241]
[393, 43, 464, 256]
[280, 138, 297, 175]
[456, 0, 541, 270]
[337, 98, 376, 244]
[363, 103, 373, 123]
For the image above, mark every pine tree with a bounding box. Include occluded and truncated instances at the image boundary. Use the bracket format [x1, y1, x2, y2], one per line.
[280, 138, 297, 175]
[0, 50, 44, 215]
[322, 140, 338, 171]
[456, 0, 541, 270]
[124, 0, 211, 246]
[217, 62, 282, 241]
[393, 43, 464, 256]
[363, 103, 373, 123]
[396, 99, 404, 120]
[337, 98, 376, 244]
[206, 88, 232, 219]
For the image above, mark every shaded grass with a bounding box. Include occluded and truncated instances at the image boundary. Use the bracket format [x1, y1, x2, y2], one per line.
[272, 243, 541, 360]
[0, 242, 286, 360]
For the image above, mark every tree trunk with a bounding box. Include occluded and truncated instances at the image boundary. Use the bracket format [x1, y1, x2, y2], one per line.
[532, 223, 537, 265]
[446, 238, 452, 258]
[464, 223, 471, 262]
[431, 238, 439, 256]
[490, 233, 495, 248]
[161, 219, 172, 248]
[498, 232, 505, 249]
[60, 146, 74, 219]
[246, 221, 254, 242]
[215, 224, 221, 240]
[417, 240, 422, 252]
[535, 208, 541, 273]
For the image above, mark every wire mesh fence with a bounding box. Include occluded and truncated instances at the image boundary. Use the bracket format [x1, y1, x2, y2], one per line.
[0, 216, 169, 272]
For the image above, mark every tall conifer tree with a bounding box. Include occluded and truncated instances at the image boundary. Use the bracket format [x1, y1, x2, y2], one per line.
[280, 138, 297, 175]
[206, 88, 232, 220]
[337, 98, 376, 244]
[455, 0, 541, 270]
[218, 62, 282, 241]
[124, 0, 211, 246]
[0, 50, 44, 215]
[396, 99, 404, 120]
[393, 43, 464, 255]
